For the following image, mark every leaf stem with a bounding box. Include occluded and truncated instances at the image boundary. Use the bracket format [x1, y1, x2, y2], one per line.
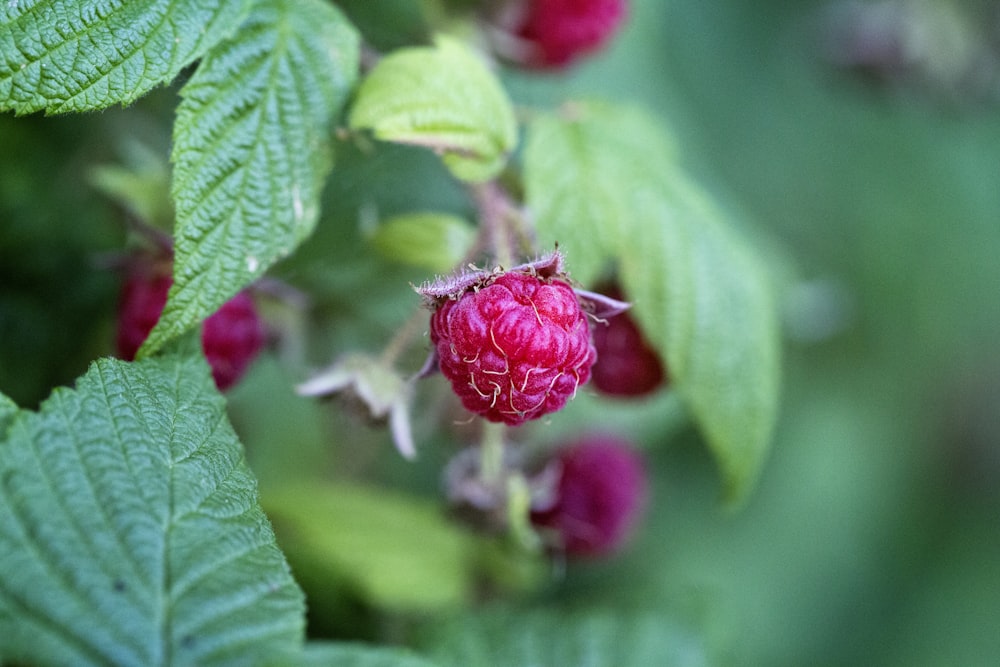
[479, 420, 506, 486]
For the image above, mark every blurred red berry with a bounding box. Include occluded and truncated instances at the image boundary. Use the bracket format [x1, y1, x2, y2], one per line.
[116, 265, 265, 391]
[590, 282, 666, 397]
[531, 434, 647, 556]
[515, 0, 628, 69]
[424, 255, 596, 425]
[200, 291, 266, 391]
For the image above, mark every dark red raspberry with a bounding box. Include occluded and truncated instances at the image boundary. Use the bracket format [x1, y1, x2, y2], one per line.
[590, 282, 666, 397]
[515, 0, 628, 69]
[200, 291, 266, 391]
[531, 434, 647, 556]
[424, 257, 596, 425]
[116, 265, 265, 391]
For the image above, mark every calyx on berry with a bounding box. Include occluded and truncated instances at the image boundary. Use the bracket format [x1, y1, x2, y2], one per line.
[116, 261, 265, 392]
[418, 251, 620, 425]
[530, 433, 647, 557]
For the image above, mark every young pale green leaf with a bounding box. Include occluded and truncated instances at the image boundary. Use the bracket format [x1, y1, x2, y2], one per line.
[264, 482, 475, 613]
[420, 606, 711, 667]
[526, 102, 780, 504]
[369, 211, 476, 272]
[139, 0, 359, 357]
[0, 342, 305, 666]
[0, 0, 250, 114]
[348, 36, 517, 183]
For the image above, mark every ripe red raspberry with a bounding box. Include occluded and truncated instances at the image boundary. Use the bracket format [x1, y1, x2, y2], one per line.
[590, 282, 666, 397]
[422, 254, 596, 425]
[116, 265, 265, 391]
[515, 0, 628, 69]
[531, 433, 647, 556]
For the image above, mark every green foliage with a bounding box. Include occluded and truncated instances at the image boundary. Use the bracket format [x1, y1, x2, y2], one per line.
[349, 36, 518, 183]
[0, 0, 251, 114]
[0, 340, 304, 666]
[525, 102, 780, 503]
[368, 211, 476, 272]
[140, 0, 359, 357]
[294, 642, 441, 667]
[264, 482, 477, 613]
[0, 393, 15, 434]
[419, 606, 711, 667]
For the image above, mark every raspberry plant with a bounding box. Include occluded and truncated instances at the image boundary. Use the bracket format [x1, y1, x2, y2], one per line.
[1, 1, 783, 665]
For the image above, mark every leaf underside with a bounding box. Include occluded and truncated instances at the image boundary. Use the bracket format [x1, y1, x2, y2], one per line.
[0, 0, 251, 114]
[525, 102, 780, 503]
[0, 342, 304, 666]
[139, 0, 359, 357]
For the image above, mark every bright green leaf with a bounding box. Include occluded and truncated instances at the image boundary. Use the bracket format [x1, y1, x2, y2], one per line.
[369, 211, 476, 272]
[420, 606, 711, 667]
[525, 102, 780, 504]
[139, 0, 359, 357]
[0, 0, 251, 114]
[349, 36, 517, 183]
[264, 482, 475, 613]
[0, 342, 305, 666]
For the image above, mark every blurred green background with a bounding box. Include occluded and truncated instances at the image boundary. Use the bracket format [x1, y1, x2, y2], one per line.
[2, 0, 999, 664]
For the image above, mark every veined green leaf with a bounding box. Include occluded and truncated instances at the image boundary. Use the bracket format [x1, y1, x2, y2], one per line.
[620, 172, 781, 504]
[0, 340, 305, 666]
[525, 102, 780, 504]
[420, 606, 711, 667]
[349, 36, 517, 183]
[369, 211, 476, 272]
[0, 0, 251, 114]
[139, 0, 359, 357]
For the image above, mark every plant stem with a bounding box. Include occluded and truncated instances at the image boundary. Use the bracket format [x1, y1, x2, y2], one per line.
[480, 420, 506, 486]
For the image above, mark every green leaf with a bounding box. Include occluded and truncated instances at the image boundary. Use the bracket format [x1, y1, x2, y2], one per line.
[369, 211, 476, 272]
[623, 176, 781, 504]
[0, 342, 305, 666]
[525, 102, 780, 504]
[139, 0, 359, 357]
[524, 101, 677, 287]
[89, 140, 173, 228]
[0, 0, 251, 114]
[420, 606, 711, 667]
[264, 482, 475, 613]
[349, 36, 517, 183]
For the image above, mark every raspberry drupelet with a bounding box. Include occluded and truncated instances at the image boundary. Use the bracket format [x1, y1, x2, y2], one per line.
[420, 253, 597, 425]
